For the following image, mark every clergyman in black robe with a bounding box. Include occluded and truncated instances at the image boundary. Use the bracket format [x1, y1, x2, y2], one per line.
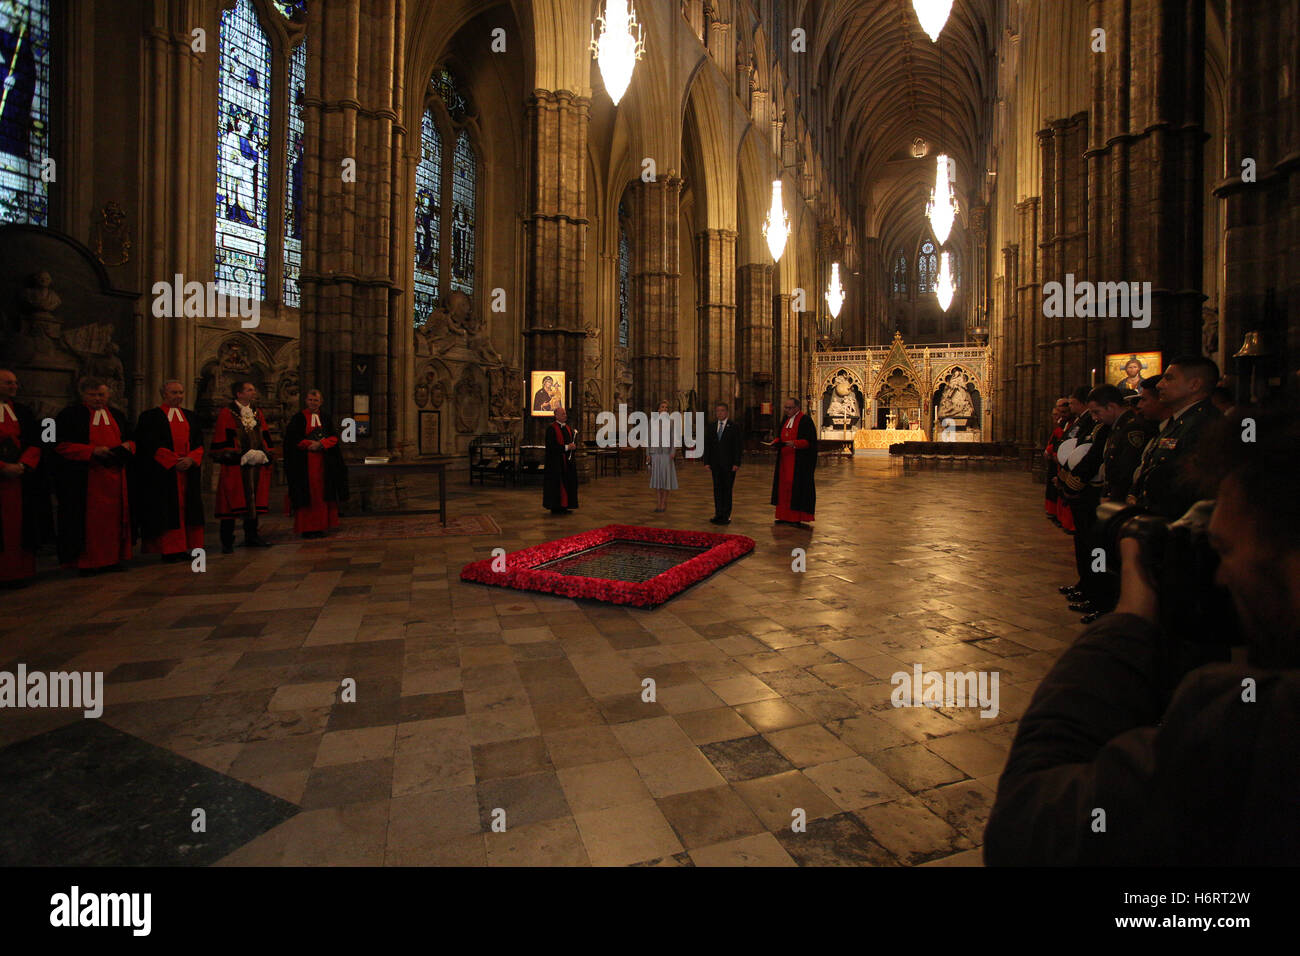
[543, 406, 578, 514]
[284, 391, 349, 538]
[134, 381, 206, 561]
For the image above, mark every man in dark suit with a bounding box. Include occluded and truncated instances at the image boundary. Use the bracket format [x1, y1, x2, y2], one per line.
[703, 403, 742, 524]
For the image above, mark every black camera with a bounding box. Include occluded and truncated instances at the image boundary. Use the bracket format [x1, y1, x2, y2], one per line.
[1094, 500, 1240, 695]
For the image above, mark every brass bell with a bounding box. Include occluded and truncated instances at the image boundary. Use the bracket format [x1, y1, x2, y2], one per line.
[1234, 331, 1269, 357]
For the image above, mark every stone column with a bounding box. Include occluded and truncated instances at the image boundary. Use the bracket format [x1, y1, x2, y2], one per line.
[1088, 0, 1207, 359]
[1014, 197, 1041, 446]
[773, 291, 797, 408]
[522, 89, 590, 443]
[695, 228, 737, 409]
[1216, 0, 1300, 399]
[629, 176, 681, 414]
[299, 0, 401, 453]
[736, 262, 773, 423]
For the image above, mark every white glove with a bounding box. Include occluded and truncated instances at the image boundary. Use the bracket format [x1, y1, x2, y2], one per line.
[240, 449, 269, 466]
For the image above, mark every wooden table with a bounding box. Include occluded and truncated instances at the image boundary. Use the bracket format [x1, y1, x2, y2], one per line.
[345, 459, 448, 525]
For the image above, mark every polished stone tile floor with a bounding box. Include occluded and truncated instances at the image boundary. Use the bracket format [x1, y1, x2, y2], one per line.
[0, 453, 1079, 866]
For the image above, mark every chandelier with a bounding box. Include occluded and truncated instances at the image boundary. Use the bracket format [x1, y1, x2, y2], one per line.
[825, 262, 845, 318]
[912, 0, 953, 42]
[926, 153, 958, 245]
[935, 251, 955, 311]
[591, 0, 645, 105]
[763, 180, 790, 262]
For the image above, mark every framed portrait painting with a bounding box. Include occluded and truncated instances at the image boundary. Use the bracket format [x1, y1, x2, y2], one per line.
[1105, 352, 1163, 392]
[529, 371, 565, 417]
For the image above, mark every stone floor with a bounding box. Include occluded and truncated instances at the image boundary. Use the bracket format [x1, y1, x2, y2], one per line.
[0, 452, 1081, 866]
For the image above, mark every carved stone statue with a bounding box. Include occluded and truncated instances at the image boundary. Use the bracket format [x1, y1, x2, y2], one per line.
[21, 271, 61, 320]
[938, 370, 974, 421]
[826, 373, 859, 419]
[415, 299, 466, 356]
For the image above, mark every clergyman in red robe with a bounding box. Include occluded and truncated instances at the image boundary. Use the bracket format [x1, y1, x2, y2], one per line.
[54, 378, 135, 572]
[284, 389, 348, 538]
[134, 380, 205, 562]
[0, 367, 49, 587]
[771, 396, 817, 527]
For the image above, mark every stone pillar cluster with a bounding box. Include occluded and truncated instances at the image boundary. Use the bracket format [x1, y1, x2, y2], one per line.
[1215, 0, 1300, 397]
[736, 262, 773, 419]
[299, 0, 402, 452]
[522, 90, 590, 441]
[629, 177, 682, 414]
[695, 228, 737, 409]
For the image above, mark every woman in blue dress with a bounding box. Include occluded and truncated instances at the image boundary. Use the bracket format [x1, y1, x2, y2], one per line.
[646, 400, 678, 513]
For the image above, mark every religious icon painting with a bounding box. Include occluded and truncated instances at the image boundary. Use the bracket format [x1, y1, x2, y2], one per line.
[530, 371, 565, 417]
[1105, 351, 1162, 392]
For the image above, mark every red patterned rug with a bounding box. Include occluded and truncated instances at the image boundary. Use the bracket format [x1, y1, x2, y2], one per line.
[460, 524, 755, 608]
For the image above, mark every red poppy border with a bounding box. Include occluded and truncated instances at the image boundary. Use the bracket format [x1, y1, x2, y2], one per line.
[459, 524, 756, 608]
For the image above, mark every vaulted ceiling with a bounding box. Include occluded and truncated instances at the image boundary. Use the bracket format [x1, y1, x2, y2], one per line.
[799, 0, 998, 256]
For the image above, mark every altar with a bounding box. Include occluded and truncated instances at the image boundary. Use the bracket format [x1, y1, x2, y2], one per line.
[811, 332, 993, 449]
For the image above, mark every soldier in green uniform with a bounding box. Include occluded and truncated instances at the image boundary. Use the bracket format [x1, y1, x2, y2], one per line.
[1079, 384, 1156, 615]
[1098, 388, 1156, 502]
[1129, 355, 1222, 519]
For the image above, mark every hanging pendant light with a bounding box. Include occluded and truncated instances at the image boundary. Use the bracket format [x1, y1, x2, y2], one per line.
[912, 0, 953, 42]
[763, 180, 791, 262]
[935, 251, 955, 312]
[926, 153, 958, 245]
[591, 0, 645, 105]
[825, 262, 845, 318]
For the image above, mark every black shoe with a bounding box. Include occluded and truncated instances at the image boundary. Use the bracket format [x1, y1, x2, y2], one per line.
[244, 538, 272, 548]
[1081, 611, 1103, 624]
[1068, 602, 1094, 613]
[708, 517, 722, 524]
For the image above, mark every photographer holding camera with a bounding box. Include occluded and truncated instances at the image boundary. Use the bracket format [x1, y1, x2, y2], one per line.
[985, 405, 1300, 865]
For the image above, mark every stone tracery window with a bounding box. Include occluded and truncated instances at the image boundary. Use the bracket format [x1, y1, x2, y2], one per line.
[0, 0, 52, 225]
[917, 239, 936, 294]
[215, 0, 308, 306]
[891, 249, 908, 296]
[413, 67, 477, 328]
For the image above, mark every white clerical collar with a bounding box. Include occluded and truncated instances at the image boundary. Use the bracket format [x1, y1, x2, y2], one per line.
[166, 406, 185, 422]
[91, 409, 110, 425]
[0, 402, 14, 423]
[786, 413, 798, 427]
[309, 412, 321, 428]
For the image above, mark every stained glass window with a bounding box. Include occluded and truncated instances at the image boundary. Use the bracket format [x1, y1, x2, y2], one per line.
[216, 0, 271, 300]
[917, 239, 937, 294]
[414, 69, 477, 328]
[891, 250, 908, 296]
[430, 68, 468, 122]
[0, 0, 51, 226]
[449, 132, 475, 297]
[412, 108, 442, 327]
[618, 214, 631, 349]
[283, 41, 306, 307]
[274, 0, 307, 18]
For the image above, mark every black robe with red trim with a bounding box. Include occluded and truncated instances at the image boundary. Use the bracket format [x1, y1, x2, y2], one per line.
[52, 404, 134, 565]
[134, 406, 206, 542]
[543, 421, 578, 511]
[0, 401, 51, 556]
